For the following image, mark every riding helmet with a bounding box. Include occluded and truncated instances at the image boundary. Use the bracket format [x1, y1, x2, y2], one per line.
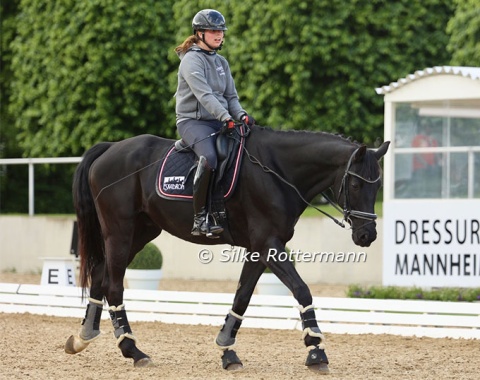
[192, 9, 227, 31]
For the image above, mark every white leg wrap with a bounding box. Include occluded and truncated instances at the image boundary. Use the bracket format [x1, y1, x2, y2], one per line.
[302, 328, 326, 350]
[297, 304, 315, 313]
[108, 303, 125, 312]
[228, 309, 245, 321]
[116, 333, 138, 348]
[88, 297, 104, 306]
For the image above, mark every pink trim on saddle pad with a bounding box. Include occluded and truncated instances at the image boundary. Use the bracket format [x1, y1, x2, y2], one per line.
[224, 137, 243, 198]
[157, 128, 245, 201]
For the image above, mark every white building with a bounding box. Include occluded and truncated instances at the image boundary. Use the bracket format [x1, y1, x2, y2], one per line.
[377, 66, 480, 287]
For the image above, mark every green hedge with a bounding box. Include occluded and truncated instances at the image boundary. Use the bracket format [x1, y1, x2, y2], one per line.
[5, 0, 478, 213]
[348, 284, 480, 302]
[128, 243, 163, 270]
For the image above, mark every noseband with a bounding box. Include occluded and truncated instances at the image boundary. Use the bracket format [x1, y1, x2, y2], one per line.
[338, 147, 381, 226]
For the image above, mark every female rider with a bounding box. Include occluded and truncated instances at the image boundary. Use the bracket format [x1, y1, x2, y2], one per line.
[175, 9, 255, 237]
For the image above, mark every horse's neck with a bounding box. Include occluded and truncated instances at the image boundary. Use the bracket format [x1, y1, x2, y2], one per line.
[254, 129, 357, 200]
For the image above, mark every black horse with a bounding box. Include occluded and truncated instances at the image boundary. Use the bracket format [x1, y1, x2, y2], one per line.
[65, 125, 389, 372]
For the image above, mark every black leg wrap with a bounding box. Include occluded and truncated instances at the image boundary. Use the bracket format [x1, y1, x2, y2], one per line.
[301, 308, 318, 330]
[110, 308, 132, 338]
[300, 307, 324, 347]
[221, 349, 243, 369]
[108, 304, 137, 347]
[305, 346, 329, 366]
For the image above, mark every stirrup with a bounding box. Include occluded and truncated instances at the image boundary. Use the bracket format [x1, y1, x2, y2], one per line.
[206, 224, 224, 238]
[191, 214, 223, 238]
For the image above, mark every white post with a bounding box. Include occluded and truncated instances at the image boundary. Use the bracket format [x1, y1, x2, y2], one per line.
[28, 161, 34, 216]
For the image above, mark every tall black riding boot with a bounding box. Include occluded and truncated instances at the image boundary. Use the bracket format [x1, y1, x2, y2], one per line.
[191, 156, 224, 237]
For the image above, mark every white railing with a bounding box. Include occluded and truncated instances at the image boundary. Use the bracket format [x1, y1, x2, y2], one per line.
[0, 157, 82, 216]
[1, 283, 479, 339]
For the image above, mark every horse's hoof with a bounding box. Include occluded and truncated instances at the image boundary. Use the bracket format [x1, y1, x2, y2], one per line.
[226, 363, 244, 371]
[221, 349, 243, 370]
[134, 357, 154, 368]
[64, 335, 88, 354]
[305, 346, 329, 374]
[307, 363, 330, 374]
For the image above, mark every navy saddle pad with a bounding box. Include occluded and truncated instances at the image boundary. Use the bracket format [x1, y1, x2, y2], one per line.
[156, 127, 246, 201]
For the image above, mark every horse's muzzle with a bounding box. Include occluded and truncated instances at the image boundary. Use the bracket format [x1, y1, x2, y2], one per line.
[352, 223, 377, 247]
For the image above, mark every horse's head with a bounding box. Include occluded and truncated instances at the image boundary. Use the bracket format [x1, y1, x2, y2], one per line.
[335, 141, 390, 247]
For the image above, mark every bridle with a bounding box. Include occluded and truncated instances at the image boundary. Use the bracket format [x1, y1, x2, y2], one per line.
[236, 129, 381, 230]
[334, 147, 381, 227]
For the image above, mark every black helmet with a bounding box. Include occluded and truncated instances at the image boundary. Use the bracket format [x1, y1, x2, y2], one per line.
[192, 9, 227, 31]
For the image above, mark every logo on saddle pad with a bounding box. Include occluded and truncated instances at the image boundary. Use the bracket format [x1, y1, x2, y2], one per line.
[163, 176, 185, 191]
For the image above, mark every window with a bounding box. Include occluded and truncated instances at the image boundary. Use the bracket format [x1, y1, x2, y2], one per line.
[393, 103, 480, 199]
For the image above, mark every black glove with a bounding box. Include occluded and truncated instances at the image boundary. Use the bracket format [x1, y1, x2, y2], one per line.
[241, 113, 255, 127]
[220, 119, 235, 134]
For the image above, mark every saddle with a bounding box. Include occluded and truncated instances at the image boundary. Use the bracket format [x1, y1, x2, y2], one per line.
[156, 125, 246, 202]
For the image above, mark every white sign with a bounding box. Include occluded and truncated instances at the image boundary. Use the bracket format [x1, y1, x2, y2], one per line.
[383, 200, 480, 287]
[40, 257, 76, 286]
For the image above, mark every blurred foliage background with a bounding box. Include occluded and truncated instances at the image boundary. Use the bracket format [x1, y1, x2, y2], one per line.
[1, 0, 479, 213]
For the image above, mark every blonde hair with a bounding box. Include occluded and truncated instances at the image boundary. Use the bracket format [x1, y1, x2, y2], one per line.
[175, 35, 200, 55]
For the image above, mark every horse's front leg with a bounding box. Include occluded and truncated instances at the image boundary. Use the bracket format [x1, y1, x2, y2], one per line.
[65, 261, 105, 354]
[267, 246, 329, 373]
[215, 256, 266, 370]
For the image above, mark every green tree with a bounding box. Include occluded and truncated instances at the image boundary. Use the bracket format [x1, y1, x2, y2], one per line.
[236, 0, 454, 145]
[9, 0, 176, 157]
[0, 0, 26, 213]
[1, 0, 21, 158]
[172, 0, 454, 145]
[447, 0, 480, 66]
[3, 0, 460, 213]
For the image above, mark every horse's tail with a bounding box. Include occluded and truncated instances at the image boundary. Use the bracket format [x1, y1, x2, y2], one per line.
[73, 142, 113, 294]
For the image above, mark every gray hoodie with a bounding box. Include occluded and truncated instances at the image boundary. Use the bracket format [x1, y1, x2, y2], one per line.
[175, 45, 245, 124]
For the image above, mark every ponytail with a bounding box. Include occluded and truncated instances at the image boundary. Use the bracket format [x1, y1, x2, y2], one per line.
[175, 35, 200, 55]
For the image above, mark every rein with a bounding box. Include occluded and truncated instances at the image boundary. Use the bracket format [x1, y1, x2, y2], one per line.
[93, 131, 219, 202]
[93, 123, 248, 202]
[240, 142, 380, 230]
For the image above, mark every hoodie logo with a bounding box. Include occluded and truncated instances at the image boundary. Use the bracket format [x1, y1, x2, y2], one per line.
[216, 65, 225, 76]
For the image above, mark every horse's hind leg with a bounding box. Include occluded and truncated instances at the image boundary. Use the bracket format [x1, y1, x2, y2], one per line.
[65, 261, 105, 354]
[102, 223, 155, 368]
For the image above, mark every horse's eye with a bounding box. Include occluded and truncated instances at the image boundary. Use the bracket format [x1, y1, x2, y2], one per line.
[351, 180, 360, 190]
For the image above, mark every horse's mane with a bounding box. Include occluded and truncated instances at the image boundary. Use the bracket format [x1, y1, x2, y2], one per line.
[253, 125, 379, 178]
[253, 125, 361, 146]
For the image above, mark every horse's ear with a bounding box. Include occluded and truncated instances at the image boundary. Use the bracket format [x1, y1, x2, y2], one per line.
[374, 141, 390, 161]
[353, 145, 367, 162]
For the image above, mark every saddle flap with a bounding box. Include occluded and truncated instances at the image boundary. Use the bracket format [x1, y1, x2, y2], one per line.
[216, 133, 231, 161]
[157, 125, 246, 202]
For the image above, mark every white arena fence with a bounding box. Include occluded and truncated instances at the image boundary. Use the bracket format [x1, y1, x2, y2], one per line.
[0, 283, 479, 339]
[0, 157, 82, 216]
